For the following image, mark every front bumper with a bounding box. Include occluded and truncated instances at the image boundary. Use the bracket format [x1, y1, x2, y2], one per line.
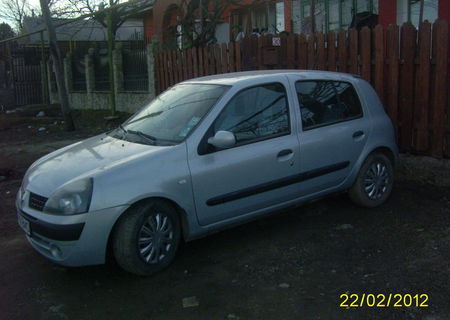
[17, 204, 128, 267]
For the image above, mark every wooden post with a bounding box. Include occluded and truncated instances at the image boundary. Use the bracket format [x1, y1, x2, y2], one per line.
[413, 21, 431, 151]
[386, 24, 400, 136]
[430, 20, 449, 157]
[398, 22, 417, 152]
[373, 25, 385, 102]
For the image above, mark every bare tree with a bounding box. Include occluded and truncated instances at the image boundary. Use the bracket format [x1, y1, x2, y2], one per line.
[0, 22, 16, 40]
[0, 0, 31, 31]
[176, 0, 260, 48]
[39, 0, 75, 131]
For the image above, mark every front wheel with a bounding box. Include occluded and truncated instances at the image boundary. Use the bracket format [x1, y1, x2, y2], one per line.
[349, 153, 394, 208]
[112, 200, 181, 276]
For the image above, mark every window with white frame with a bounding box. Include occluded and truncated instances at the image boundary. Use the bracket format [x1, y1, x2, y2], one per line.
[297, 0, 379, 33]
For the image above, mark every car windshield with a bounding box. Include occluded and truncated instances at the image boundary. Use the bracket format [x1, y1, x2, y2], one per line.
[120, 83, 228, 144]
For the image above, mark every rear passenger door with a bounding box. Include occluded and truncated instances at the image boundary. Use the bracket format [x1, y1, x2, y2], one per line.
[290, 78, 371, 196]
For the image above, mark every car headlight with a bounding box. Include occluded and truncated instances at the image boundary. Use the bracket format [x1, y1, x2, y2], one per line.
[43, 178, 93, 215]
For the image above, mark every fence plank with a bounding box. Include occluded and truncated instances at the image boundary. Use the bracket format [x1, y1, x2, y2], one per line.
[176, 50, 183, 81]
[192, 47, 199, 78]
[172, 50, 179, 84]
[221, 43, 228, 73]
[287, 34, 295, 69]
[430, 19, 449, 157]
[317, 32, 326, 70]
[155, 53, 161, 93]
[229, 42, 235, 72]
[235, 41, 241, 72]
[209, 46, 216, 75]
[374, 25, 385, 102]
[214, 44, 222, 74]
[198, 46, 204, 76]
[182, 50, 188, 80]
[398, 22, 417, 152]
[203, 46, 209, 75]
[413, 21, 432, 151]
[386, 24, 400, 135]
[298, 34, 308, 69]
[349, 29, 358, 74]
[168, 50, 175, 86]
[187, 48, 194, 79]
[258, 36, 265, 70]
[327, 31, 336, 71]
[162, 51, 168, 91]
[159, 52, 164, 93]
[307, 34, 315, 69]
[338, 29, 347, 73]
[360, 27, 371, 82]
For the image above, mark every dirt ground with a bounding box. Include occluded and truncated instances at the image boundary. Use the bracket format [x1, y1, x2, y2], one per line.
[0, 107, 449, 320]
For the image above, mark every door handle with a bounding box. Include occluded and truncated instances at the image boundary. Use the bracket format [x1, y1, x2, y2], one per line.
[277, 149, 293, 157]
[352, 130, 364, 138]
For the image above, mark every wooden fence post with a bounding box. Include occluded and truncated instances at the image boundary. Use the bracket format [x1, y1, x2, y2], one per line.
[413, 21, 432, 152]
[348, 29, 358, 74]
[298, 34, 308, 69]
[317, 32, 326, 70]
[430, 19, 449, 158]
[386, 24, 400, 136]
[337, 29, 347, 73]
[360, 27, 371, 83]
[146, 44, 156, 98]
[373, 25, 385, 102]
[327, 31, 336, 71]
[398, 22, 417, 152]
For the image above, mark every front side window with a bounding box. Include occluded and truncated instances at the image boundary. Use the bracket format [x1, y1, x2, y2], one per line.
[121, 84, 228, 143]
[214, 83, 290, 144]
[295, 81, 362, 130]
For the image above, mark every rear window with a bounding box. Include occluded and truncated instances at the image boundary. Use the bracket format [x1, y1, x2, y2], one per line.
[295, 81, 363, 130]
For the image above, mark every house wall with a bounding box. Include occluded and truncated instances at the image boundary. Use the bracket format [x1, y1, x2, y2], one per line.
[143, 11, 154, 40]
[147, 0, 450, 43]
[379, 0, 397, 27]
[439, 0, 450, 20]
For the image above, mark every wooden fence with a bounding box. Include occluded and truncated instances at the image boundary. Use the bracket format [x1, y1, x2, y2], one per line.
[155, 20, 449, 159]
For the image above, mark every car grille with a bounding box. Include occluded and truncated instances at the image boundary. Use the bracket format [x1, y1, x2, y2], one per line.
[29, 192, 48, 211]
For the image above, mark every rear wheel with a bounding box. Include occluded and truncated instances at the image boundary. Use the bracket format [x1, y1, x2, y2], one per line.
[349, 153, 394, 207]
[112, 200, 181, 276]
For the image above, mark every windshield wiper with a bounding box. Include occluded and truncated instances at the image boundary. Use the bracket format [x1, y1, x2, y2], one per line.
[126, 129, 158, 144]
[118, 124, 127, 133]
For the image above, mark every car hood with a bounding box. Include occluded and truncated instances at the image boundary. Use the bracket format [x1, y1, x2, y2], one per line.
[25, 134, 164, 196]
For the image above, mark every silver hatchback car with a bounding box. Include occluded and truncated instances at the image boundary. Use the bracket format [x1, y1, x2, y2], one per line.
[17, 71, 398, 275]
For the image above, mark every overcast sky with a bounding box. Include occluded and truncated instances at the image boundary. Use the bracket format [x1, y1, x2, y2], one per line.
[0, 0, 67, 28]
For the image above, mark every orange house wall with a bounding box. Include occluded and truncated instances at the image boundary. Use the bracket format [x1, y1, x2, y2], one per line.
[143, 11, 154, 40]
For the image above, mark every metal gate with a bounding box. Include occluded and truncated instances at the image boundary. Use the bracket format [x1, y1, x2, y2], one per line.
[12, 61, 43, 106]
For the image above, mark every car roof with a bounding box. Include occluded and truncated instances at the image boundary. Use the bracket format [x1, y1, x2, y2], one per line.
[182, 70, 362, 86]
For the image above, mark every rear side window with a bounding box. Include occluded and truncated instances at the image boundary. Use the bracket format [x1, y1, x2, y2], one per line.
[295, 81, 363, 130]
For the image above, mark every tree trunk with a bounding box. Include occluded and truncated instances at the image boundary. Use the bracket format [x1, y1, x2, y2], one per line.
[310, 0, 316, 34]
[39, 0, 75, 131]
[419, 0, 425, 24]
[107, 0, 116, 116]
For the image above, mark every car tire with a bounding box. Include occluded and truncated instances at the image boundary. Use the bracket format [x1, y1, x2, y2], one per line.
[349, 152, 394, 208]
[112, 200, 181, 276]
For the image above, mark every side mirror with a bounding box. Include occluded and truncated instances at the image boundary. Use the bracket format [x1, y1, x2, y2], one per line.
[207, 130, 236, 149]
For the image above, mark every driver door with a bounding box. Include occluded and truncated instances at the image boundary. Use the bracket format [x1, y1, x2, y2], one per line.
[187, 81, 302, 226]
